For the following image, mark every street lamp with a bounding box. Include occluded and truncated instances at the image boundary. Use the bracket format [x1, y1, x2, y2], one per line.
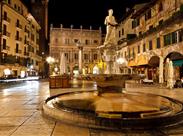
[46, 56, 55, 76]
[76, 41, 83, 74]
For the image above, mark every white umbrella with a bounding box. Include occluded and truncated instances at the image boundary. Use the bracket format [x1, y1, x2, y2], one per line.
[159, 56, 164, 84]
[60, 52, 67, 75]
[167, 60, 174, 89]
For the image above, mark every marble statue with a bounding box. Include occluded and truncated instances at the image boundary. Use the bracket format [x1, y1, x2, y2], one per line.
[104, 9, 118, 46]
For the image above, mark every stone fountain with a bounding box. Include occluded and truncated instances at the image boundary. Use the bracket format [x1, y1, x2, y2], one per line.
[43, 9, 183, 130]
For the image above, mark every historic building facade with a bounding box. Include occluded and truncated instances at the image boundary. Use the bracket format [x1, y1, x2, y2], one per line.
[0, 0, 42, 78]
[116, 0, 183, 82]
[49, 25, 102, 75]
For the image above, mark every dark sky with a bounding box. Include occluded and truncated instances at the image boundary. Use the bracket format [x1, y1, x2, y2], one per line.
[48, 0, 151, 30]
[24, 0, 151, 31]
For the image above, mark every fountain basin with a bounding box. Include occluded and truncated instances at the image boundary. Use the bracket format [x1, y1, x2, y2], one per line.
[43, 91, 183, 129]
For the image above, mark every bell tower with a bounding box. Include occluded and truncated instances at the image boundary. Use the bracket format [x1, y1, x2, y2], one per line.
[30, 0, 48, 55]
[30, 0, 49, 77]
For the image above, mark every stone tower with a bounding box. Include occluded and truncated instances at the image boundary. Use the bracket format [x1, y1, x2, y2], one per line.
[30, 0, 49, 77]
[30, 0, 48, 56]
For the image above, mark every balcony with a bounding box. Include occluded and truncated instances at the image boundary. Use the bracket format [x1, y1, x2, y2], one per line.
[3, 31, 10, 37]
[16, 23, 22, 29]
[25, 28, 29, 33]
[2, 45, 10, 51]
[2, 16, 11, 23]
[128, 10, 183, 45]
[15, 36, 22, 42]
[24, 40, 30, 45]
[15, 49, 22, 54]
[24, 52, 29, 56]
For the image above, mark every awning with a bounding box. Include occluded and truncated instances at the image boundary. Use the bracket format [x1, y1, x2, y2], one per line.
[173, 60, 183, 66]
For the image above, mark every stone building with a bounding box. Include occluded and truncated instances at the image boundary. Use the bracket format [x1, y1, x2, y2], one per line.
[0, 0, 42, 78]
[30, 0, 49, 77]
[116, 0, 183, 82]
[49, 25, 102, 75]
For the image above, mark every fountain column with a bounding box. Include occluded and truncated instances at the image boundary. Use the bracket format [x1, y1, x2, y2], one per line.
[103, 48, 115, 74]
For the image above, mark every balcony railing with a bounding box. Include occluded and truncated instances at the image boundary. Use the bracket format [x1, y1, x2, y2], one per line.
[2, 16, 11, 23]
[16, 23, 22, 29]
[2, 45, 10, 51]
[25, 28, 29, 33]
[15, 49, 22, 54]
[3, 31, 10, 37]
[24, 52, 29, 56]
[15, 36, 22, 41]
[127, 10, 183, 45]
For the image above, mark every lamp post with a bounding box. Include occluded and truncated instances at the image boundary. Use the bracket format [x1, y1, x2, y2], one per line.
[46, 56, 55, 76]
[76, 41, 83, 74]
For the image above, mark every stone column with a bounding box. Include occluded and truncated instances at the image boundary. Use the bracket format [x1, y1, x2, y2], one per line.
[78, 46, 83, 74]
[159, 56, 164, 84]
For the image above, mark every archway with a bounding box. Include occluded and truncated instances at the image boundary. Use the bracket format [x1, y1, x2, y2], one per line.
[147, 56, 160, 80]
[165, 52, 183, 79]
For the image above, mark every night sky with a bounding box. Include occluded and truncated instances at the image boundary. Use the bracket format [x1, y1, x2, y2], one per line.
[25, 0, 151, 31]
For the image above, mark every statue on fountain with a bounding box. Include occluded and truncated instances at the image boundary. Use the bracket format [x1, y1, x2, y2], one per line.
[104, 9, 118, 46]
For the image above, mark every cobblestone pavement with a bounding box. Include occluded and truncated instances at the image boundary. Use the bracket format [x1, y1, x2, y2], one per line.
[0, 80, 183, 136]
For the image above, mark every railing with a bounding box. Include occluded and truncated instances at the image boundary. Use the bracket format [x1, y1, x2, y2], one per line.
[3, 31, 10, 37]
[16, 23, 22, 29]
[2, 16, 11, 23]
[24, 52, 29, 56]
[15, 49, 22, 54]
[2, 46, 10, 51]
[15, 36, 22, 41]
[127, 10, 183, 45]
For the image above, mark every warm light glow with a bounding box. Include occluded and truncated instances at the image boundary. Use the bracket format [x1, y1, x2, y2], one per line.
[46, 56, 55, 64]
[4, 69, 11, 76]
[93, 65, 99, 74]
[116, 58, 127, 66]
[20, 71, 25, 78]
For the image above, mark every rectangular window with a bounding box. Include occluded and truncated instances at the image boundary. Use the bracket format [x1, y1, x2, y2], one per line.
[138, 45, 140, 53]
[16, 43, 19, 53]
[172, 32, 177, 44]
[119, 31, 121, 38]
[128, 49, 131, 58]
[122, 28, 124, 35]
[143, 44, 146, 52]
[132, 18, 140, 28]
[94, 54, 97, 60]
[157, 37, 161, 48]
[3, 24, 7, 35]
[94, 40, 98, 44]
[74, 39, 79, 43]
[65, 53, 68, 60]
[149, 40, 153, 50]
[4, 11, 7, 20]
[84, 54, 88, 60]
[74, 53, 78, 60]
[164, 34, 171, 46]
[85, 40, 89, 45]
[3, 39, 6, 49]
[132, 48, 135, 58]
[145, 10, 151, 20]
[159, 2, 163, 12]
[179, 29, 183, 42]
[65, 39, 69, 44]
